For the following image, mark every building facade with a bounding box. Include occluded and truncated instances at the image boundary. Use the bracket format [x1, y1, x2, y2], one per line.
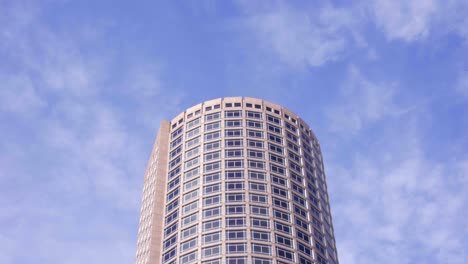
[135, 97, 339, 264]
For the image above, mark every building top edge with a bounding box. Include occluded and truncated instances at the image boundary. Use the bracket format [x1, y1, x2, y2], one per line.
[168, 96, 318, 139]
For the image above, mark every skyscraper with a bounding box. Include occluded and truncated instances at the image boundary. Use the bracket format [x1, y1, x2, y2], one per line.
[135, 97, 339, 264]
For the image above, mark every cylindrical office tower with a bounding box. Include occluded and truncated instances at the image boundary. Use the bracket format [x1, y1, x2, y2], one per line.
[135, 97, 339, 264]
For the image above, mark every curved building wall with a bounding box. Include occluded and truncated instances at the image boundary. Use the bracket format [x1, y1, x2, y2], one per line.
[135, 97, 339, 264]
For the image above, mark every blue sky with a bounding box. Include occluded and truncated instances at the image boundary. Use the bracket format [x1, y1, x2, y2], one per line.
[1, 0, 467, 263]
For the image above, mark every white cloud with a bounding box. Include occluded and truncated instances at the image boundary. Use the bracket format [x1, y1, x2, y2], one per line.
[0, 2, 185, 264]
[327, 127, 468, 264]
[326, 65, 397, 134]
[372, 0, 437, 41]
[0, 74, 46, 116]
[240, 2, 361, 68]
[456, 70, 468, 98]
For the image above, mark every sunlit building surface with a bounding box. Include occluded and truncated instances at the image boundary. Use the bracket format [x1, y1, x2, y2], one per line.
[135, 97, 339, 264]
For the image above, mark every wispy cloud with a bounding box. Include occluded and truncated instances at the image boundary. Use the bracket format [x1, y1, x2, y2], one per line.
[0, 2, 184, 263]
[327, 126, 468, 264]
[238, 2, 363, 68]
[372, 0, 437, 41]
[325, 65, 398, 135]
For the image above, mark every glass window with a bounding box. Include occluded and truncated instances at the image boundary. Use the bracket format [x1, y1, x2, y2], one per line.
[163, 235, 177, 250]
[270, 164, 285, 175]
[246, 111, 262, 119]
[184, 167, 200, 181]
[205, 131, 221, 141]
[275, 234, 293, 248]
[274, 221, 291, 234]
[251, 243, 271, 255]
[171, 127, 183, 139]
[272, 186, 288, 198]
[296, 229, 310, 243]
[249, 193, 267, 204]
[251, 206, 269, 216]
[180, 251, 197, 264]
[204, 161, 221, 172]
[248, 149, 265, 159]
[276, 248, 294, 261]
[225, 129, 243, 137]
[225, 193, 245, 203]
[182, 213, 198, 227]
[186, 127, 200, 139]
[205, 112, 221, 122]
[248, 160, 265, 169]
[184, 157, 199, 170]
[248, 171, 266, 181]
[204, 151, 221, 162]
[247, 139, 264, 149]
[225, 159, 244, 168]
[226, 230, 246, 240]
[294, 216, 309, 231]
[226, 181, 244, 191]
[271, 176, 288, 187]
[269, 153, 284, 164]
[203, 172, 221, 184]
[182, 201, 198, 215]
[272, 197, 289, 210]
[164, 222, 178, 238]
[170, 136, 183, 149]
[251, 218, 270, 229]
[225, 149, 243, 158]
[226, 205, 245, 215]
[170, 145, 182, 159]
[249, 182, 267, 192]
[165, 210, 179, 225]
[185, 146, 200, 159]
[266, 114, 281, 125]
[168, 166, 180, 180]
[183, 189, 198, 202]
[203, 195, 221, 206]
[166, 199, 179, 213]
[169, 155, 181, 169]
[246, 120, 263, 129]
[168, 176, 180, 190]
[267, 124, 282, 134]
[226, 217, 246, 227]
[274, 209, 290, 222]
[269, 143, 283, 154]
[185, 137, 200, 149]
[180, 237, 197, 253]
[186, 118, 200, 129]
[205, 121, 221, 132]
[203, 183, 221, 195]
[252, 257, 272, 264]
[225, 170, 244, 179]
[203, 206, 222, 219]
[225, 120, 242, 127]
[247, 129, 263, 138]
[225, 110, 242, 118]
[298, 242, 312, 256]
[293, 194, 306, 207]
[180, 224, 198, 239]
[225, 139, 243, 147]
[251, 230, 270, 242]
[268, 133, 283, 144]
[226, 243, 247, 254]
[202, 245, 222, 258]
[201, 232, 220, 244]
[163, 247, 176, 263]
[184, 178, 199, 191]
[203, 218, 221, 231]
[166, 188, 180, 202]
